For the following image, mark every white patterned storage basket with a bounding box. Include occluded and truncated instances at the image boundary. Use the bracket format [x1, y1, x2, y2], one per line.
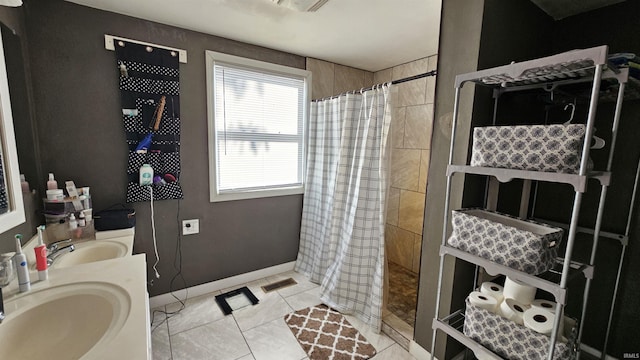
[448, 209, 563, 275]
[471, 124, 587, 173]
[464, 299, 576, 360]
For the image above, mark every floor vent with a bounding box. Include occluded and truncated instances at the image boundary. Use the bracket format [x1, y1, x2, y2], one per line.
[262, 278, 297, 292]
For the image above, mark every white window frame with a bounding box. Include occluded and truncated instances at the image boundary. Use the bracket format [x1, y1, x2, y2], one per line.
[205, 51, 311, 202]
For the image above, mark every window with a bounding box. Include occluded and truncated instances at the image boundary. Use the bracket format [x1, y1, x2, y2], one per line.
[206, 51, 311, 202]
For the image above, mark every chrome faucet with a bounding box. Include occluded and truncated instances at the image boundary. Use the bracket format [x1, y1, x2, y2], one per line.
[46, 238, 73, 254]
[47, 244, 75, 266]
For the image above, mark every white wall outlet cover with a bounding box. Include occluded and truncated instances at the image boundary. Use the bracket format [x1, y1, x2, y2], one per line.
[182, 219, 199, 235]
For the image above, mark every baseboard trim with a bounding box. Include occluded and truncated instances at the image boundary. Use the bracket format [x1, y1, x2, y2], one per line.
[581, 343, 618, 360]
[410, 340, 438, 360]
[149, 261, 296, 309]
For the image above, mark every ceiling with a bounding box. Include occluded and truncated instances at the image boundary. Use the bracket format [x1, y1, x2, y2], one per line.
[529, 0, 626, 20]
[65, 0, 442, 72]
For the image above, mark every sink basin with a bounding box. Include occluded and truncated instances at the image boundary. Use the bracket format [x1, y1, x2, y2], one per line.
[51, 240, 130, 269]
[0, 282, 131, 360]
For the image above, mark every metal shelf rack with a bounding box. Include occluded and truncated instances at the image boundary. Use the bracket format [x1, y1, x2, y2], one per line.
[430, 45, 629, 360]
[433, 310, 502, 360]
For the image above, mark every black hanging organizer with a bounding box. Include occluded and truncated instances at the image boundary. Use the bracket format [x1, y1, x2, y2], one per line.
[115, 41, 184, 202]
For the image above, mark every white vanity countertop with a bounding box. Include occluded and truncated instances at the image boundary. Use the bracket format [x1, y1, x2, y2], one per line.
[2, 233, 149, 359]
[22, 234, 135, 268]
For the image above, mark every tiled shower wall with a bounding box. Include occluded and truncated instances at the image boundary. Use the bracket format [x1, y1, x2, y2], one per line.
[305, 56, 437, 274]
[306, 58, 374, 99]
[375, 56, 437, 274]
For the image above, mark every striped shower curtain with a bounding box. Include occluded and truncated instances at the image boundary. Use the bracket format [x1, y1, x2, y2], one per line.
[295, 84, 392, 332]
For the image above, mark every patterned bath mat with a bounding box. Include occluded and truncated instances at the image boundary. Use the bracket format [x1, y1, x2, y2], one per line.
[284, 304, 377, 360]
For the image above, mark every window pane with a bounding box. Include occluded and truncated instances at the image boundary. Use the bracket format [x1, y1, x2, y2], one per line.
[214, 66, 304, 136]
[217, 140, 301, 191]
[208, 53, 308, 200]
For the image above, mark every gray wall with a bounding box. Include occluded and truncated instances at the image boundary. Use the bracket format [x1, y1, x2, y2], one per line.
[413, 0, 484, 358]
[21, 0, 304, 296]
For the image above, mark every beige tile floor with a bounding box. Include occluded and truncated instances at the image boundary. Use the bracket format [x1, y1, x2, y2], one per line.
[151, 270, 418, 360]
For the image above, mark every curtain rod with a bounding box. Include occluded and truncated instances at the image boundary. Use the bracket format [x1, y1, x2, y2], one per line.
[312, 69, 437, 102]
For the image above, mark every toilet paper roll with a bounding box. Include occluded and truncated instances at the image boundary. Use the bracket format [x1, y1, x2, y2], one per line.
[484, 267, 499, 277]
[503, 277, 536, 305]
[499, 298, 529, 325]
[480, 282, 504, 303]
[468, 291, 499, 313]
[531, 299, 557, 313]
[523, 308, 556, 336]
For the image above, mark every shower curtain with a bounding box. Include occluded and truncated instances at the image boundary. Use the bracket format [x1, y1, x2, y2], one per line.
[296, 84, 392, 332]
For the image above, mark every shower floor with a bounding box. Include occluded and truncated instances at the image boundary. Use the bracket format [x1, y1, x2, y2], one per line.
[387, 261, 419, 327]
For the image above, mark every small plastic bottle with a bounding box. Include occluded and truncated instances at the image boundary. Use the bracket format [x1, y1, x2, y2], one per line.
[78, 211, 86, 227]
[20, 174, 29, 193]
[47, 173, 58, 190]
[68, 213, 78, 230]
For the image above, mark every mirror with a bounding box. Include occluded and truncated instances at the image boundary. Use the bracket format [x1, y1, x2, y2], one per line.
[0, 25, 25, 233]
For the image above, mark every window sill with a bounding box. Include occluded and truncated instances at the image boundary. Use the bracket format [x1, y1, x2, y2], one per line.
[209, 186, 304, 203]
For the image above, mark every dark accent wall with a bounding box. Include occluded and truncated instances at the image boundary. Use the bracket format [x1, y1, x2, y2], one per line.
[419, 0, 639, 358]
[548, 2, 640, 356]
[464, 0, 554, 215]
[22, 0, 305, 296]
[450, 0, 640, 357]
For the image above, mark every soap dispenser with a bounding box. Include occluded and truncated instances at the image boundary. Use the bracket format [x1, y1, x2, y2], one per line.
[14, 234, 30, 292]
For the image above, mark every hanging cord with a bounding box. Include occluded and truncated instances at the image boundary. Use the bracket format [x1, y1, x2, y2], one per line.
[150, 198, 188, 332]
[150, 65, 188, 331]
[149, 186, 160, 279]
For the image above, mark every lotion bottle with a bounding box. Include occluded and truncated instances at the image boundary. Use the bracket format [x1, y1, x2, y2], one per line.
[34, 225, 48, 281]
[14, 234, 30, 292]
[47, 173, 58, 190]
[139, 164, 154, 186]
